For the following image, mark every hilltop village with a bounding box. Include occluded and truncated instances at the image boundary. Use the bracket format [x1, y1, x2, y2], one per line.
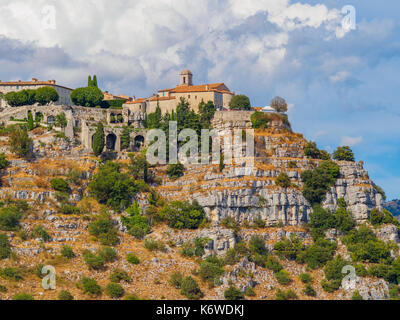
[0, 70, 398, 301]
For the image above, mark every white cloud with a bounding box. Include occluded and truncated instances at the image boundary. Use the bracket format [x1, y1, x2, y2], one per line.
[341, 136, 363, 147]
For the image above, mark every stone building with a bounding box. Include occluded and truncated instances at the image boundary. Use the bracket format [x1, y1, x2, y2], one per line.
[0, 78, 73, 107]
[123, 70, 235, 115]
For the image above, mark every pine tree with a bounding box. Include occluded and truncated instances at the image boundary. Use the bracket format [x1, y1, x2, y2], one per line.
[92, 122, 105, 156]
[121, 126, 131, 150]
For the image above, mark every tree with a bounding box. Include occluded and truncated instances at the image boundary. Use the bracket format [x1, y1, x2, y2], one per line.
[35, 87, 59, 105]
[224, 286, 244, 300]
[180, 276, 202, 300]
[198, 100, 216, 127]
[129, 153, 149, 182]
[92, 75, 98, 88]
[120, 126, 131, 150]
[9, 126, 33, 158]
[145, 105, 162, 129]
[251, 111, 270, 129]
[27, 111, 34, 131]
[55, 112, 68, 129]
[229, 95, 251, 110]
[159, 200, 205, 229]
[333, 146, 355, 162]
[88, 161, 138, 210]
[92, 122, 105, 156]
[71, 86, 104, 108]
[166, 163, 184, 180]
[276, 172, 291, 188]
[0, 153, 9, 170]
[270, 96, 288, 113]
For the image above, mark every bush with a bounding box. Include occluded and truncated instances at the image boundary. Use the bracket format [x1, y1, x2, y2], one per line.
[275, 269, 292, 285]
[83, 250, 105, 270]
[274, 235, 305, 261]
[50, 178, 70, 193]
[0, 205, 25, 231]
[304, 238, 337, 269]
[229, 95, 251, 110]
[0, 234, 11, 260]
[98, 246, 118, 263]
[105, 282, 125, 298]
[352, 290, 363, 300]
[299, 273, 312, 284]
[199, 256, 225, 284]
[224, 286, 244, 300]
[58, 290, 74, 300]
[308, 205, 337, 240]
[144, 239, 165, 252]
[71, 86, 104, 108]
[80, 277, 102, 297]
[31, 225, 51, 242]
[301, 160, 340, 205]
[304, 142, 330, 160]
[180, 237, 209, 258]
[275, 172, 291, 188]
[159, 200, 205, 229]
[169, 272, 184, 289]
[303, 284, 317, 297]
[245, 287, 256, 297]
[121, 202, 150, 240]
[180, 276, 202, 300]
[88, 212, 119, 246]
[250, 112, 270, 129]
[89, 161, 138, 210]
[0, 153, 9, 170]
[275, 289, 297, 300]
[332, 146, 355, 162]
[253, 219, 266, 228]
[265, 255, 283, 273]
[322, 256, 349, 292]
[12, 293, 34, 300]
[60, 245, 75, 259]
[35, 87, 59, 105]
[0, 267, 22, 281]
[249, 235, 268, 256]
[126, 253, 140, 265]
[9, 126, 33, 158]
[369, 208, 398, 226]
[166, 163, 185, 180]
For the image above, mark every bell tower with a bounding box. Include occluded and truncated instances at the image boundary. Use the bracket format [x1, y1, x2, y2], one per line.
[180, 69, 193, 86]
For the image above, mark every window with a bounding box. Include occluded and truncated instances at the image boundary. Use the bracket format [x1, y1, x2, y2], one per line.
[188, 95, 191, 99]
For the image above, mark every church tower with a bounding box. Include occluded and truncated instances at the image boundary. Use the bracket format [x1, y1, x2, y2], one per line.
[180, 69, 193, 86]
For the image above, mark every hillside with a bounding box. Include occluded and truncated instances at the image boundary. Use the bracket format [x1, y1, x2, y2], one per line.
[0, 111, 398, 301]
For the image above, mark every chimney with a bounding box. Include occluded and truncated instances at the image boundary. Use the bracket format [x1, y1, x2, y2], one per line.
[206, 85, 209, 91]
[32, 78, 38, 82]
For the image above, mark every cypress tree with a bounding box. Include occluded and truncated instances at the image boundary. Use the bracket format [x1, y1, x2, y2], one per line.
[92, 122, 105, 156]
[93, 75, 98, 88]
[27, 111, 34, 131]
[121, 126, 131, 150]
[88, 75, 92, 87]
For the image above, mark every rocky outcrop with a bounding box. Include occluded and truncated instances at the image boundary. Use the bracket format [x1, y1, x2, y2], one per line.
[374, 224, 400, 243]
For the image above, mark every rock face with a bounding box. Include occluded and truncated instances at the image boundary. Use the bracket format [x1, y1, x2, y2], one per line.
[157, 113, 383, 226]
[374, 224, 400, 243]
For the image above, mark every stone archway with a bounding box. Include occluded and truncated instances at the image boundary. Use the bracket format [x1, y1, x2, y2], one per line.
[106, 133, 117, 151]
[134, 135, 145, 149]
[47, 115, 55, 124]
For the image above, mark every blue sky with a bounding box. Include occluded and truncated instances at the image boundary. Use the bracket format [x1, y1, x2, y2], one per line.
[0, 0, 398, 199]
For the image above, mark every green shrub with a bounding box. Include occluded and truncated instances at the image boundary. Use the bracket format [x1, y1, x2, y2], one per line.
[159, 200, 205, 229]
[275, 269, 292, 285]
[61, 245, 75, 259]
[31, 225, 51, 242]
[250, 111, 269, 129]
[303, 284, 316, 297]
[12, 293, 34, 300]
[265, 255, 283, 273]
[105, 282, 125, 298]
[58, 290, 74, 300]
[179, 237, 209, 258]
[275, 289, 297, 300]
[83, 250, 105, 270]
[229, 95, 251, 110]
[352, 290, 363, 300]
[275, 172, 291, 188]
[308, 205, 337, 240]
[80, 277, 102, 297]
[121, 202, 150, 240]
[88, 212, 119, 246]
[35, 87, 59, 105]
[299, 273, 312, 284]
[0, 267, 23, 281]
[224, 286, 244, 300]
[180, 276, 202, 300]
[354, 264, 368, 277]
[71, 86, 103, 108]
[274, 235, 305, 261]
[321, 279, 342, 293]
[301, 160, 340, 205]
[0, 234, 11, 260]
[124, 294, 141, 300]
[169, 272, 184, 289]
[144, 239, 165, 252]
[0, 153, 9, 170]
[0, 203, 26, 231]
[304, 238, 337, 269]
[249, 235, 268, 256]
[199, 257, 225, 284]
[126, 253, 140, 265]
[252, 219, 266, 228]
[98, 247, 118, 263]
[9, 126, 33, 158]
[332, 146, 355, 162]
[166, 163, 185, 180]
[369, 208, 398, 226]
[110, 269, 131, 283]
[0, 285, 7, 293]
[322, 256, 348, 292]
[50, 178, 70, 192]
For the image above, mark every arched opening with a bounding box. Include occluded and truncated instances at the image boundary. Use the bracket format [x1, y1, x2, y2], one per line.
[117, 114, 123, 123]
[134, 135, 145, 149]
[106, 133, 117, 151]
[35, 112, 43, 122]
[109, 113, 116, 123]
[47, 115, 55, 125]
